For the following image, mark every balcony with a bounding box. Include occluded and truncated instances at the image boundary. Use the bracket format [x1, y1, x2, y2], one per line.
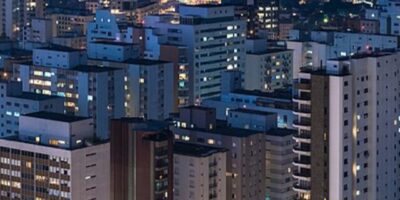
[293, 95, 311, 104]
[293, 133, 311, 143]
[293, 157, 311, 168]
[293, 145, 311, 156]
[294, 79, 311, 90]
[293, 170, 311, 181]
[293, 120, 311, 130]
[293, 107, 311, 117]
[293, 183, 311, 193]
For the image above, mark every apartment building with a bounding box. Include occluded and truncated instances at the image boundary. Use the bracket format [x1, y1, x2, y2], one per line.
[173, 142, 227, 200]
[172, 106, 266, 200]
[287, 30, 398, 79]
[0, 111, 110, 200]
[110, 118, 173, 200]
[245, 38, 293, 92]
[11, 47, 125, 140]
[292, 51, 400, 200]
[144, 5, 246, 103]
[0, 80, 64, 137]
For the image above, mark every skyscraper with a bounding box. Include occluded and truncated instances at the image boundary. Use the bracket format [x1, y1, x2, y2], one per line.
[293, 51, 400, 200]
[144, 5, 246, 104]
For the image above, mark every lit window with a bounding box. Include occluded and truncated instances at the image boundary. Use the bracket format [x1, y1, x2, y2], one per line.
[208, 139, 215, 145]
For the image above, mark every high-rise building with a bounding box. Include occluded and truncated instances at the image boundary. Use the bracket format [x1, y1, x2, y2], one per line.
[292, 51, 400, 200]
[173, 142, 227, 200]
[245, 38, 293, 92]
[172, 106, 266, 200]
[48, 9, 94, 37]
[12, 47, 125, 140]
[124, 59, 177, 119]
[0, 111, 110, 200]
[265, 128, 296, 200]
[0, 80, 64, 137]
[144, 5, 246, 104]
[110, 118, 173, 200]
[0, 0, 45, 39]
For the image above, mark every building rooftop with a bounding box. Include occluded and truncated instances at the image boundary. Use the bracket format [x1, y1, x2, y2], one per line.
[247, 48, 292, 55]
[38, 45, 83, 52]
[177, 120, 262, 137]
[266, 128, 296, 137]
[0, 49, 32, 58]
[230, 108, 275, 116]
[125, 58, 170, 65]
[183, 105, 216, 111]
[233, 89, 292, 100]
[143, 132, 171, 142]
[113, 117, 170, 132]
[24, 112, 90, 123]
[181, 4, 229, 8]
[9, 92, 62, 101]
[93, 40, 136, 46]
[329, 51, 396, 61]
[73, 65, 120, 72]
[174, 142, 227, 157]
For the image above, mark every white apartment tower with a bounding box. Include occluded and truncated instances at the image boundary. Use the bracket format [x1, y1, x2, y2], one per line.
[292, 51, 400, 200]
[144, 5, 246, 104]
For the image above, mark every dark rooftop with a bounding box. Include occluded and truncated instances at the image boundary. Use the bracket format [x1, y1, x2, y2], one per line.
[9, 92, 62, 101]
[175, 120, 262, 137]
[125, 58, 170, 65]
[182, 105, 216, 111]
[233, 89, 292, 100]
[174, 142, 227, 157]
[247, 48, 292, 55]
[181, 4, 231, 8]
[93, 40, 136, 46]
[38, 45, 83, 52]
[73, 65, 121, 73]
[112, 117, 170, 132]
[266, 128, 296, 137]
[229, 108, 275, 116]
[24, 112, 90, 123]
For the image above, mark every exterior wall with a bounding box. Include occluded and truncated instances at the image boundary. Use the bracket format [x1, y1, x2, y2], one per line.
[173, 152, 227, 200]
[310, 75, 330, 200]
[110, 119, 174, 200]
[202, 93, 294, 129]
[172, 127, 266, 200]
[12, 63, 125, 140]
[49, 13, 93, 37]
[1, 95, 64, 137]
[126, 62, 176, 120]
[0, 139, 110, 200]
[145, 6, 246, 103]
[227, 110, 277, 131]
[52, 36, 86, 49]
[18, 116, 93, 149]
[159, 45, 190, 107]
[245, 50, 293, 92]
[265, 133, 296, 200]
[87, 42, 139, 62]
[70, 143, 111, 200]
[32, 49, 86, 69]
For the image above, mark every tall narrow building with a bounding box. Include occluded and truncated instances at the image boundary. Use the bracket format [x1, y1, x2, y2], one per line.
[144, 5, 246, 104]
[110, 118, 174, 200]
[292, 51, 400, 200]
